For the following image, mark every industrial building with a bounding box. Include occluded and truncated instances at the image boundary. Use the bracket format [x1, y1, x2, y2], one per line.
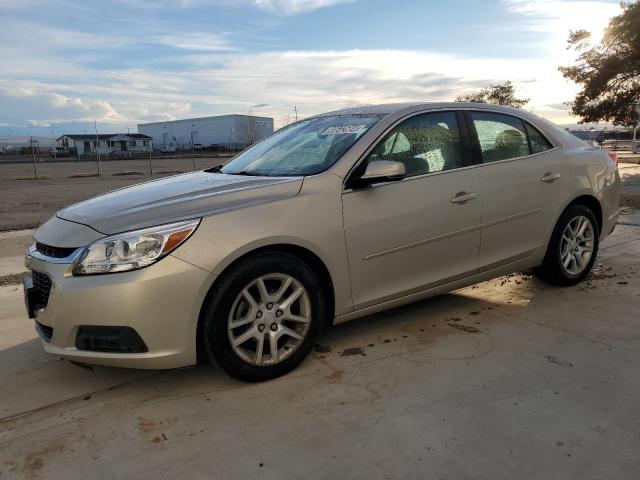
[137, 114, 274, 151]
[57, 133, 153, 156]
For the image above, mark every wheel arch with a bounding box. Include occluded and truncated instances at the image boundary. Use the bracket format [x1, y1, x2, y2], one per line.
[564, 194, 603, 233]
[195, 243, 336, 363]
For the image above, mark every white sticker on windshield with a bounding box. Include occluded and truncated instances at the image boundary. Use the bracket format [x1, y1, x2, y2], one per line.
[321, 125, 368, 135]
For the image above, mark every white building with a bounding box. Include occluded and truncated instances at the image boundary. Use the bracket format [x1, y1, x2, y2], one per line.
[57, 134, 153, 156]
[138, 114, 274, 151]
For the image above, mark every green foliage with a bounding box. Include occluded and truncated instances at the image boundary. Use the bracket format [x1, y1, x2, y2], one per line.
[560, 1, 640, 126]
[455, 81, 530, 108]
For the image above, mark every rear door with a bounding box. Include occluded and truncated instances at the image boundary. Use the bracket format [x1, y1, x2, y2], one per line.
[342, 110, 482, 310]
[466, 111, 566, 270]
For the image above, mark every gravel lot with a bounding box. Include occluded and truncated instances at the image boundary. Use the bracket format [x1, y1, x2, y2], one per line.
[0, 156, 230, 231]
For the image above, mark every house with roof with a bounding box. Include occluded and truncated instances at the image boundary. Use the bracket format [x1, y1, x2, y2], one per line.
[56, 133, 153, 156]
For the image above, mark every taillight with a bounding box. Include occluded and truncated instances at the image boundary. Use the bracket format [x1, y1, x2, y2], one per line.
[607, 151, 619, 167]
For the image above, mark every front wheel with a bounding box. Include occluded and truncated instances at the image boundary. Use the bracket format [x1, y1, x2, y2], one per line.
[534, 204, 599, 286]
[201, 252, 325, 382]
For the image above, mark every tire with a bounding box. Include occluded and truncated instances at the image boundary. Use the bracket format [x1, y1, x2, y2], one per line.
[534, 204, 599, 286]
[201, 252, 325, 382]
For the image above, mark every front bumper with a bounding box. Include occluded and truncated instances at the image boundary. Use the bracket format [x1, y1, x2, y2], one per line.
[24, 250, 214, 369]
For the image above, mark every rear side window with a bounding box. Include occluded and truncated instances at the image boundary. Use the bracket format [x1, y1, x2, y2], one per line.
[470, 112, 530, 162]
[525, 122, 553, 153]
[367, 111, 465, 177]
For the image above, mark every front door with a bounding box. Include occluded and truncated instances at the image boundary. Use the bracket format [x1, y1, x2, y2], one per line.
[466, 111, 566, 270]
[342, 111, 482, 310]
[120, 141, 127, 151]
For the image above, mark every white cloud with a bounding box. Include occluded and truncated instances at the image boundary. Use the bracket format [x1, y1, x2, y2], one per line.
[0, 47, 591, 130]
[154, 32, 236, 51]
[503, 0, 621, 47]
[253, 0, 353, 14]
[113, 0, 351, 14]
[1, 0, 625, 133]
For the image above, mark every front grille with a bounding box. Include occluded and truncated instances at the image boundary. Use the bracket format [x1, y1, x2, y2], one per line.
[35, 320, 53, 342]
[31, 270, 52, 308]
[35, 242, 76, 259]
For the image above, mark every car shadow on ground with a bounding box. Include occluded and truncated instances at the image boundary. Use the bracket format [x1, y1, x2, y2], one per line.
[1, 274, 545, 420]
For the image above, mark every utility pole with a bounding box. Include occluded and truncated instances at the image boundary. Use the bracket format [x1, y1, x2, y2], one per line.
[30, 136, 38, 180]
[294, 105, 298, 122]
[94, 120, 102, 176]
[191, 123, 196, 171]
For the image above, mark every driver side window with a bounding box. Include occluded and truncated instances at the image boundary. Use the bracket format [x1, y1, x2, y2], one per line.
[367, 111, 464, 178]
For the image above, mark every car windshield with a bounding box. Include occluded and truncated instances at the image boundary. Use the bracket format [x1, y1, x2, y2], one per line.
[221, 114, 384, 176]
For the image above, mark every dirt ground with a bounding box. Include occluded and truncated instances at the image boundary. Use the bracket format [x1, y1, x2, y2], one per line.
[0, 157, 228, 231]
[1, 160, 639, 232]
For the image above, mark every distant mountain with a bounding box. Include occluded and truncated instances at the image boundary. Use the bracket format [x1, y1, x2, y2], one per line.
[0, 136, 57, 148]
[559, 123, 631, 132]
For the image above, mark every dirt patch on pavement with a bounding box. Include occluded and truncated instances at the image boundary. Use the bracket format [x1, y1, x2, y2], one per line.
[621, 194, 640, 210]
[0, 272, 27, 286]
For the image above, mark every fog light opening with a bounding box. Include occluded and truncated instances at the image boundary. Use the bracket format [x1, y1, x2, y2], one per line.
[75, 326, 148, 353]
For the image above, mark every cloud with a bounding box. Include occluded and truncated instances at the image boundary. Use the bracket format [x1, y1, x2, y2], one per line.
[253, 0, 353, 14]
[503, 0, 621, 46]
[0, 47, 587, 131]
[153, 32, 236, 51]
[113, 0, 352, 14]
[2, 0, 623, 134]
[0, 86, 122, 126]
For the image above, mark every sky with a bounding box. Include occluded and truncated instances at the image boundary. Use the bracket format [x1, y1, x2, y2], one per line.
[0, 0, 624, 136]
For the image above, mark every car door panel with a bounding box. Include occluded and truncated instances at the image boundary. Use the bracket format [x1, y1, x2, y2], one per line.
[343, 172, 481, 309]
[341, 110, 481, 310]
[466, 111, 567, 270]
[476, 152, 566, 268]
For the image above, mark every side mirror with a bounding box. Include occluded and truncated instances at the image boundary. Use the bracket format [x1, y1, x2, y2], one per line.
[354, 160, 406, 188]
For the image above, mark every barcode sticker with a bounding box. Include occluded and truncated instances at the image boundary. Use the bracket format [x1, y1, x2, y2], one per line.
[321, 125, 368, 135]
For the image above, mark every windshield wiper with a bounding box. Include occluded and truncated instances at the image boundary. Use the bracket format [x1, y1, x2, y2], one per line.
[204, 164, 223, 173]
[225, 170, 272, 176]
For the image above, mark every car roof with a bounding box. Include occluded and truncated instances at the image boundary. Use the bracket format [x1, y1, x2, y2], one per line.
[311, 102, 533, 118]
[311, 102, 582, 147]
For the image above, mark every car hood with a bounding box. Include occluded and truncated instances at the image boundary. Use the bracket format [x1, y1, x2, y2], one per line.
[57, 171, 304, 235]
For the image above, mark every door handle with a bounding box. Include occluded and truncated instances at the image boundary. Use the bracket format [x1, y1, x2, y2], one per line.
[451, 192, 478, 204]
[541, 172, 561, 183]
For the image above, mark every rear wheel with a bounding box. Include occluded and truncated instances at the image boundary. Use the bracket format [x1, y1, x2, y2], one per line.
[201, 252, 324, 382]
[534, 204, 599, 286]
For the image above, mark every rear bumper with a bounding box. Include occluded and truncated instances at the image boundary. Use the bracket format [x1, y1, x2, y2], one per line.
[24, 252, 215, 370]
[600, 168, 622, 240]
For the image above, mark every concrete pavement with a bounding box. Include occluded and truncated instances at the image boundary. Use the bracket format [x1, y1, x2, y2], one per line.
[1, 165, 639, 479]
[1, 224, 639, 479]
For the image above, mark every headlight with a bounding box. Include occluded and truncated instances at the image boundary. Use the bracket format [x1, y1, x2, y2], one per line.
[72, 219, 200, 275]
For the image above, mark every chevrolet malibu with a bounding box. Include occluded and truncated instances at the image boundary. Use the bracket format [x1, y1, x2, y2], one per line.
[24, 103, 621, 382]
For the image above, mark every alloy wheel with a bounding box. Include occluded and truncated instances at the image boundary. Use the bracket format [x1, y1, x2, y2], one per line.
[560, 215, 595, 276]
[227, 273, 311, 366]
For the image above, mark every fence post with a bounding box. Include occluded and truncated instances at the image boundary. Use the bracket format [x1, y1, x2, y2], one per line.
[30, 137, 38, 180]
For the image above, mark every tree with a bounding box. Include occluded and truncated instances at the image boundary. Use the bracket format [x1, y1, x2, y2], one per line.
[559, 1, 640, 126]
[456, 81, 529, 108]
[241, 110, 259, 147]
